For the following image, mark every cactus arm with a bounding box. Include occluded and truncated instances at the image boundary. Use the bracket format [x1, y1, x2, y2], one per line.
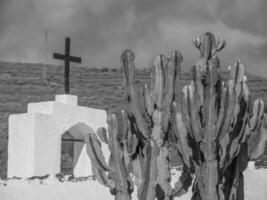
[218, 63, 251, 169]
[131, 150, 143, 190]
[229, 62, 247, 132]
[122, 111, 139, 156]
[181, 86, 195, 139]
[156, 146, 172, 200]
[217, 88, 237, 168]
[97, 127, 108, 144]
[226, 83, 250, 165]
[92, 165, 114, 188]
[217, 61, 246, 142]
[222, 147, 247, 200]
[199, 32, 216, 59]
[192, 63, 204, 104]
[124, 133, 138, 157]
[249, 114, 267, 159]
[174, 51, 183, 104]
[217, 80, 235, 142]
[239, 78, 251, 142]
[164, 50, 183, 106]
[228, 62, 247, 134]
[137, 85, 153, 127]
[172, 165, 193, 197]
[185, 83, 203, 142]
[84, 133, 109, 171]
[161, 51, 183, 133]
[249, 99, 265, 132]
[161, 55, 176, 133]
[229, 62, 245, 100]
[121, 49, 151, 138]
[107, 114, 133, 200]
[248, 100, 266, 160]
[121, 49, 136, 93]
[198, 57, 220, 200]
[215, 37, 225, 52]
[121, 110, 138, 169]
[144, 83, 154, 115]
[214, 81, 226, 137]
[151, 55, 165, 109]
[173, 102, 192, 167]
[202, 57, 219, 143]
[121, 110, 129, 139]
[138, 142, 159, 200]
[151, 110, 164, 147]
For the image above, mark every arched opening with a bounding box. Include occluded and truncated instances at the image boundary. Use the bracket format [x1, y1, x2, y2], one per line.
[60, 131, 75, 175]
[60, 123, 94, 176]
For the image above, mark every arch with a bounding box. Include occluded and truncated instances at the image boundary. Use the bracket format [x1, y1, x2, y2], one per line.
[60, 122, 94, 176]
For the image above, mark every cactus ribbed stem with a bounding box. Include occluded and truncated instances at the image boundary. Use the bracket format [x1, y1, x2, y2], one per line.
[173, 32, 267, 200]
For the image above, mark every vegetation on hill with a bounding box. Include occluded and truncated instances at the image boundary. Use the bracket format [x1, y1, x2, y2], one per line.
[0, 61, 266, 178]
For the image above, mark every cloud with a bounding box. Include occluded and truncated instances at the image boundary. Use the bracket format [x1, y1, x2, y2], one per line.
[220, 0, 262, 19]
[0, 0, 266, 77]
[218, 0, 267, 36]
[130, 17, 266, 71]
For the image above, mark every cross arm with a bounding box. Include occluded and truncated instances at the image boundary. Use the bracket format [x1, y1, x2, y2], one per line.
[69, 56, 82, 63]
[53, 53, 82, 63]
[53, 53, 65, 60]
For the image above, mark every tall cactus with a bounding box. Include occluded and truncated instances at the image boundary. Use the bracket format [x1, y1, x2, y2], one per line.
[85, 32, 267, 200]
[84, 116, 134, 200]
[85, 48, 193, 200]
[121, 49, 192, 200]
[173, 32, 267, 200]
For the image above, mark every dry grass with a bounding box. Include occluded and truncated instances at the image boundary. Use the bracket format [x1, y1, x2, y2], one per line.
[0, 61, 266, 178]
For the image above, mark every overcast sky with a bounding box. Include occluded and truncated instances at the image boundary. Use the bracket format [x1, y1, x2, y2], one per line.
[0, 0, 266, 76]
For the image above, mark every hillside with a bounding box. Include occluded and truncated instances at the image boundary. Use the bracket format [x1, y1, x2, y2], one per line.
[0, 61, 267, 178]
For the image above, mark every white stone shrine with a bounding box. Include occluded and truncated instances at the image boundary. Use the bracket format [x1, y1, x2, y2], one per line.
[7, 94, 109, 178]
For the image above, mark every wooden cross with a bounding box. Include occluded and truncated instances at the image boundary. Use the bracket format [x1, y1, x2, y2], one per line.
[53, 37, 82, 94]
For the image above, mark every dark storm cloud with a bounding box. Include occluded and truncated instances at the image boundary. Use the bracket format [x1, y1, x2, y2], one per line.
[0, 0, 266, 77]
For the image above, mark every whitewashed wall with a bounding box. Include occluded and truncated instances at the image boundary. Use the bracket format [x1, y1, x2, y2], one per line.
[8, 95, 109, 178]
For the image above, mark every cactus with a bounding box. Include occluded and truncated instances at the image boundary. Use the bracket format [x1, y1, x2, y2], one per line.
[121, 49, 194, 200]
[173, 32, 267, 200]
[84, 118, 133, 200]
[85, 48, 193, 200]
[85, 32, 267, 200]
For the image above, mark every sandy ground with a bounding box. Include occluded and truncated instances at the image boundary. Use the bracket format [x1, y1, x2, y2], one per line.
[0, 163, 266, 200]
